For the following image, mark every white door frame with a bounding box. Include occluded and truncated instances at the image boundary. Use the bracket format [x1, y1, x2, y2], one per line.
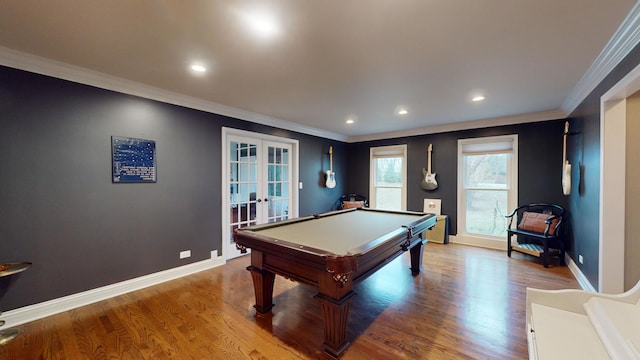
[221, 127, 299, 260]
[599, 62, 640, 293]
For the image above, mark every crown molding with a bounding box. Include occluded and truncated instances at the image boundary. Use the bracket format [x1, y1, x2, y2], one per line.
[347, 109, 567, 143]
[0, 46, 349, 142]
[562, 2, 640, 115]
[3, 0, 638, 147]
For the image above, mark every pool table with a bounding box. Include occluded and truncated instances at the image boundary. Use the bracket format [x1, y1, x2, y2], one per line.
[234, 207, 436, 358]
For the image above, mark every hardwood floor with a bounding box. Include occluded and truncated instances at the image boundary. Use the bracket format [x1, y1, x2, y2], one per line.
[0, 243, 578, 359]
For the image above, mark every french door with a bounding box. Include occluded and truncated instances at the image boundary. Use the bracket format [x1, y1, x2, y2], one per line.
[223, 128, 298, 259]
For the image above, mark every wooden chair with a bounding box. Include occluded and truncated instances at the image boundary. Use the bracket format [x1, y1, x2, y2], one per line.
[505, 203, 565, 267]
[336, 194, 369, 210]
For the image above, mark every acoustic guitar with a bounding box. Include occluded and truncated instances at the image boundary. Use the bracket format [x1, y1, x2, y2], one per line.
[421, 144, 438, 190]
[562, 121, 571, 195]
[325, 146, 336, 188]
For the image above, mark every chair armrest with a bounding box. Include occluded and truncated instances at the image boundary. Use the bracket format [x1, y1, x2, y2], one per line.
[544, 214, 563, 236]
[505, 206, 524, 228]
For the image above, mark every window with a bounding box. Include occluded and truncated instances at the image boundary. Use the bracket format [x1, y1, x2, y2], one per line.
[370, 145, 407, 211]
[457, 135, 518, 244]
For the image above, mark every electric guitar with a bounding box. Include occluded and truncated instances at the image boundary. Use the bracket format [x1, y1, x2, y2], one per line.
[421, 144, 438, 190]
[325, 146, 336, 189]
[562, 121, 571, 195]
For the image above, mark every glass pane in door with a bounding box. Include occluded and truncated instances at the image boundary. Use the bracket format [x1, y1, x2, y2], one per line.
[229, 141, 258, 244]
[266, 144, 290, 223]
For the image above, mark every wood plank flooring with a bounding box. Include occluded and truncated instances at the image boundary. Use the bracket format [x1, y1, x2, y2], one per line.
[0, 243, 578, 359]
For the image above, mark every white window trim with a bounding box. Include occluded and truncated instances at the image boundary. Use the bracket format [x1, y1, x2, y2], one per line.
[369, 144, 407, 211]
[455, 135, 518, 250]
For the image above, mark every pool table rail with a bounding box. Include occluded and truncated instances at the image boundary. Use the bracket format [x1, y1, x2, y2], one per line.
[233, 208, 436, 358]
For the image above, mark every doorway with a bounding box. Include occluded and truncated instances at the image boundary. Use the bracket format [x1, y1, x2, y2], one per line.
[222, 128, 299, 260]
[600, 62, 640, 293]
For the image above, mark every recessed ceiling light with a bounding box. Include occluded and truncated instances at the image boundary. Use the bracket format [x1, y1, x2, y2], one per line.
[346, 119, 355, 124]
[238, 10, 280, 38]
[251, 16, 278, 36]
[398, 109, 408, 115]
[472, 95, 485, 102]
[190, 64, 207, 73]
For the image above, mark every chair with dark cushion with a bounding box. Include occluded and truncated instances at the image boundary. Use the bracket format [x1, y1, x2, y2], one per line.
[505, 203, 565, 267]
[336, 194, 369, 210]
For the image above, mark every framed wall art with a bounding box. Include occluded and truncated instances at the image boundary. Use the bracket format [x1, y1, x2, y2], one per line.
[111, 136, 157, 183]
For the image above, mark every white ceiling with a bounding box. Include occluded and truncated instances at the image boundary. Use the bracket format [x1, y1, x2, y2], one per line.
[0, 1, 638, 141]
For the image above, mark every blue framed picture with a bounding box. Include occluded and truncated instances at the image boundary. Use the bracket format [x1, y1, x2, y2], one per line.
[112, 136, 156, 183]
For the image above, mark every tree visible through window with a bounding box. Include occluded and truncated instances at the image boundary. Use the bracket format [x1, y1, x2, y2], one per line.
[458, 136, 518, 241]
[463, 153, 509, 236]
[374, 157, 403, 210]
[370, 145, 407, 211]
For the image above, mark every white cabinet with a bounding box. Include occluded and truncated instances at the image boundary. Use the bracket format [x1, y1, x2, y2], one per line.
[526, 281, 640, 360]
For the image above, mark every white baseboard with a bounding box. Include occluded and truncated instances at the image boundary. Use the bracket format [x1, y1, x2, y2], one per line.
[448, 234, 507, 251]
[566, 253, 596, 292]
[1, 251, 225, 328]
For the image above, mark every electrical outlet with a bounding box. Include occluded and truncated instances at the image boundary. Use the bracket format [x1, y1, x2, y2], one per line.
[180, 250, 191, 259]
[579, 254, 584, 264]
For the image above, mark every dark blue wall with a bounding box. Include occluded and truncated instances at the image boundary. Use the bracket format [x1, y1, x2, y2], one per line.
[0, 66, 347, 310]
[345, 121, 570, 237]
[566, 41, 640, 289]
[4, 36, 640, 309]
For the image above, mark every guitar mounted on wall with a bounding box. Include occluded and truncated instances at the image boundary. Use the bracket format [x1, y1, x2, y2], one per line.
[562, 121, 571, 195]
[421, 144, 438, 191]
[325, 146, 336, 188]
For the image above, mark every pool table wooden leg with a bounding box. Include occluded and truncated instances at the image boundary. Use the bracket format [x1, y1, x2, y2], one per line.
[315, 292, 356, 358]
[247, 265, 275, 313]
[409, 238, 427, 275]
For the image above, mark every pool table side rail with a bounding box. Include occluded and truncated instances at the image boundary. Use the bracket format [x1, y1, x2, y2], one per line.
[237, 207, 363, 233]
[349, 233, 424, 286]
[333, 208, 437, 248]
[234, 228, 337, 257]
[233, 212, 436, 288]
[348, 214, 435, 282]
[312, 206, 430, 219]
[240, 207, 432, 233]
[343, 213, 435, 255]
[234, 229, 357, 279]
[234, 212, 435, 261]
[234, 214, 320, 232]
